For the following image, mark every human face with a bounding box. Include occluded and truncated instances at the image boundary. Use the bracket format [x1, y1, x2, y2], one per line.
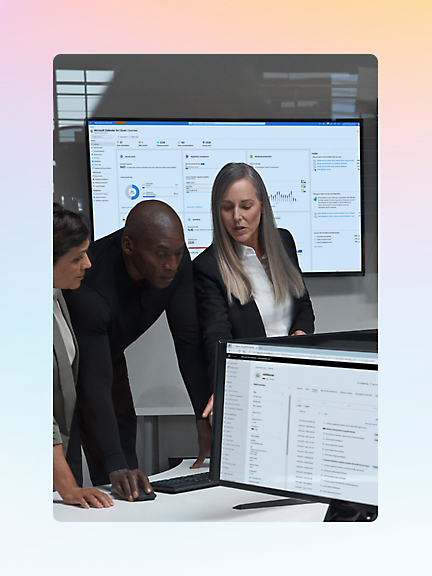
[124, 230, 185, 289]
[220, 178, 262, 252]
[53, 239, 91, 290]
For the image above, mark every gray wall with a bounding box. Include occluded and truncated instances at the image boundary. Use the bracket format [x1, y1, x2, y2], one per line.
[54, 55, 378, 472]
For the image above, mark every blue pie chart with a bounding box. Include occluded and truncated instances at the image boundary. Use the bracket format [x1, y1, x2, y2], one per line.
[125, 184, 140, 200]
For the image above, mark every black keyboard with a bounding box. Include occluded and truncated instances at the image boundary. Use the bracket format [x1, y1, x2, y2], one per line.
[151, 472, 216, 494]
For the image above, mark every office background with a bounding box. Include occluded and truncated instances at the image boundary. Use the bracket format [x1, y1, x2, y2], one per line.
[52, 54, 378, 473]
[2, 0, 432, 573]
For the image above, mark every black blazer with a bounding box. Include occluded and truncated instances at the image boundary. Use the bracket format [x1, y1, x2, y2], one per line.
[193, 229, 315, 381]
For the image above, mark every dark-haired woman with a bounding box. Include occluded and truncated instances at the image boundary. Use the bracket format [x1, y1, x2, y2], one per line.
[193, 163, 315, 420]
[53, 203, 113, 508]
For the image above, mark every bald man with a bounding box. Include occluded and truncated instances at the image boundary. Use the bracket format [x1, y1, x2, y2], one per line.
[64, 201, 212, 501]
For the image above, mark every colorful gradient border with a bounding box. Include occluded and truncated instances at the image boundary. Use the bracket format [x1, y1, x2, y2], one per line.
[1, 0, 432, 573]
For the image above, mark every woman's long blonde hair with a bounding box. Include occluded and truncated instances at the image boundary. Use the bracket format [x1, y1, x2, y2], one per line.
[211, 163, 305, 305]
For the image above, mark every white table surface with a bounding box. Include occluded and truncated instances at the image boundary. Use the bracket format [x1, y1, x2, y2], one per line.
[53, 460, 328, 522]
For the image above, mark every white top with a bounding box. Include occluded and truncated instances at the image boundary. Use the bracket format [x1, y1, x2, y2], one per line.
[241, 245, 293, 337]
[53, 288, 76, 365]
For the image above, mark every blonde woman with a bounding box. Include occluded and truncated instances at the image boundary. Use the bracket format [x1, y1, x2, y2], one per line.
[193, 163, 314, 419]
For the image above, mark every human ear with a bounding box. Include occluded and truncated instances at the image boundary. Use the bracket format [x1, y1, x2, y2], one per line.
[122, 235, 133, 255]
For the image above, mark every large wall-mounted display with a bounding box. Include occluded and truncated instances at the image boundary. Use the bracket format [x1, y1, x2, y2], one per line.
[87, 119, 363, 275]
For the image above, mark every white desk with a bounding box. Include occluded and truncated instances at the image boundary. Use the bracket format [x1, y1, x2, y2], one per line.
[53, 460, 328, 522]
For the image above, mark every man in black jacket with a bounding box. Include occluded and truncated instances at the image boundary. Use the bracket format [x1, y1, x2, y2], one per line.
[64, 201, 211, 501]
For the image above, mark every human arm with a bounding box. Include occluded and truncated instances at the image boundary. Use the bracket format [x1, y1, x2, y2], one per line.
[53, 444, 113, 508]
[189, 394, 214, 467]
[201, 394, 214, 425]
[165, 250, 215, 467]
[289, 292, 314, 334]
[192, 249, 235, 382]
[189, 252, 239, 468]
[63, 286, 131, 476]
[279, 229, 315, 334]
[166, 250, 214, 414]
[189, 419, 212, 469]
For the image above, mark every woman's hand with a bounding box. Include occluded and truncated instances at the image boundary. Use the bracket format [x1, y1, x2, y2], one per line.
[54, 444, 113, 509]
[202, 394, 214, 426]
[59, 486, 114, 509]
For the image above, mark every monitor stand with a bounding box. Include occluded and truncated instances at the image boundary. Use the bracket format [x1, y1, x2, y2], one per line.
[233, 498, 378, 521]
[233, 497, 314, 511]
[323, 501, 378, 522]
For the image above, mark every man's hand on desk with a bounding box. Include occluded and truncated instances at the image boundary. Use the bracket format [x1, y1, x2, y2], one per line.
[190, 418, 212, 469]
[109, 468, 153, 501]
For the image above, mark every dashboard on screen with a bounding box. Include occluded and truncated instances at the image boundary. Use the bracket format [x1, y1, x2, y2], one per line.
[214, 339, 378, 509]
[86, 119, 363, 274]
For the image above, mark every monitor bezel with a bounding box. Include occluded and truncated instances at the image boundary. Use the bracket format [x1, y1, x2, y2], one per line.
[85, 117, 365, 277]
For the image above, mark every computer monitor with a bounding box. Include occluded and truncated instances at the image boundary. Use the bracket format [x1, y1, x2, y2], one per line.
[86, 119, 363, 275]
[212, 330, 378, 512]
